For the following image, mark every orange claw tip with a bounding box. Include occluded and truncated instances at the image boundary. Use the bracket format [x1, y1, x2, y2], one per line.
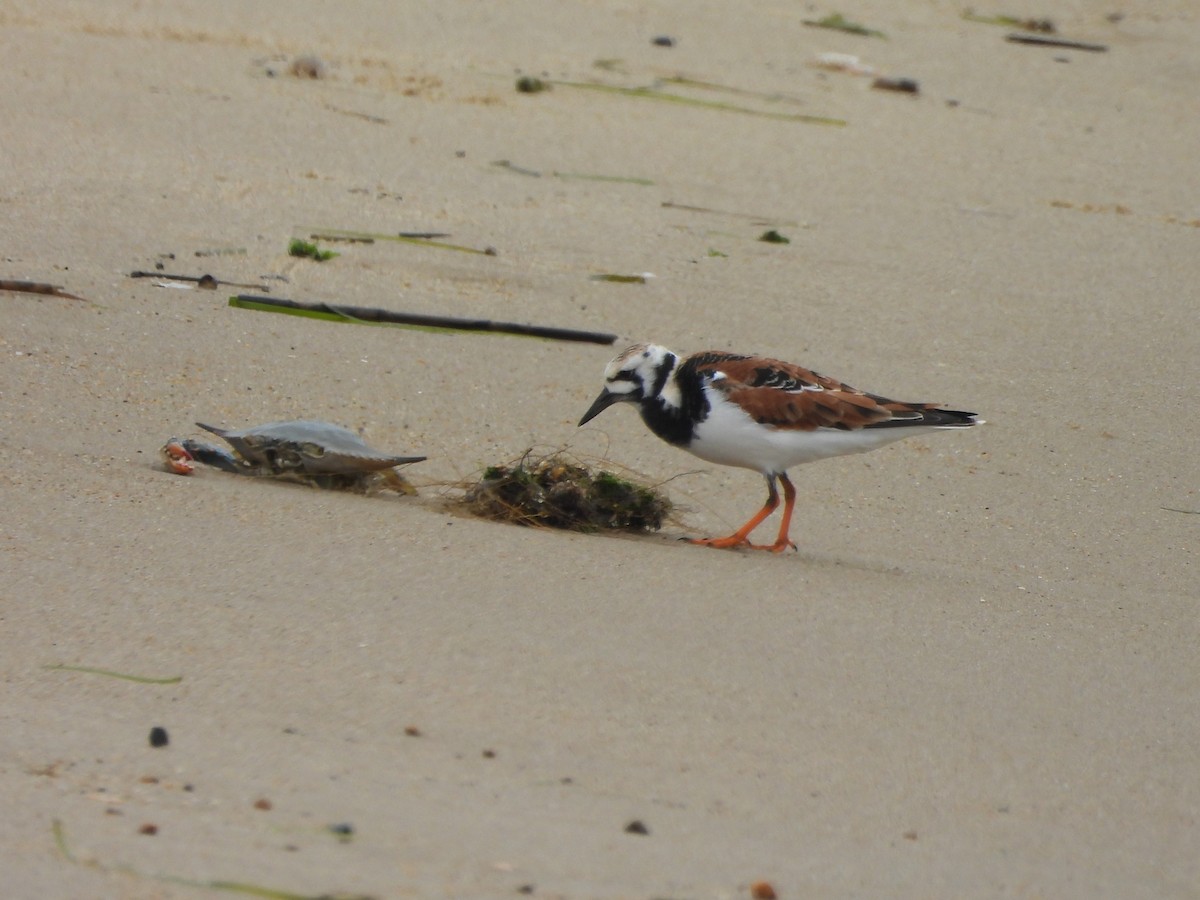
[161, 440, 195, 475]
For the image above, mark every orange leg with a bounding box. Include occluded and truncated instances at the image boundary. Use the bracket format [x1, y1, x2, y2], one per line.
[764, 473, 798, 552]
[690, 474, 786, 550]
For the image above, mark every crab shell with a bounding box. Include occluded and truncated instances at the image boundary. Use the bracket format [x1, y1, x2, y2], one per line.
[196, 420, 425, 476]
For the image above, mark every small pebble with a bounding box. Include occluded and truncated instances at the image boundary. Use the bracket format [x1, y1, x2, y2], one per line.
[139, 823, 158, 836]
[624, 819, 649, 835]
[148, 727, 169, 748]
[750, 881, 777, 900]
[288, 55, 327, 79]
[652, 35, 676, 47]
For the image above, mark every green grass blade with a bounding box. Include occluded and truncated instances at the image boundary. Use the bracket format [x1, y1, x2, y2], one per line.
[44, 664, 182, 685]
[52, 819, 375, 899]
[549, 80, 846, 126]
[552, 171, 654, 185]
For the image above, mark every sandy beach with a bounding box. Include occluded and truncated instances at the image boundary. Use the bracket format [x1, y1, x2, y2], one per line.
[2, 2, 1198, 897]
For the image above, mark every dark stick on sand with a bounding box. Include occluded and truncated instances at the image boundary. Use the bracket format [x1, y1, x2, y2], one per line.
[230, 294, 617, 345]
[1005, 33, 1108, 52]
[0, 280, 86, 301]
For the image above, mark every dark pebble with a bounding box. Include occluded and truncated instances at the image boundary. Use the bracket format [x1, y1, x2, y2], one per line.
[871, 76, 920, 94]
[515, 76, 548, 94]
[149, 726, 169, 748]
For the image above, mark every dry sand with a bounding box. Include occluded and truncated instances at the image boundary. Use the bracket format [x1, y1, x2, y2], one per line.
[2, 2, 1198, 897]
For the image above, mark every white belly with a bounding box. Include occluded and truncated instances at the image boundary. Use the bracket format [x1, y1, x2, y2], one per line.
[689, 391, 938, 474]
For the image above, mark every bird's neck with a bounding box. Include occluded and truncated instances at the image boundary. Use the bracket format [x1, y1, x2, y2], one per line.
[639, 397, 694, 446]
[639, 367, 711, 447]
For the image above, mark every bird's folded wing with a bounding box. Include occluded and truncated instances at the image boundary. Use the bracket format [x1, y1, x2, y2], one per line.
[719, 381, 899, 430]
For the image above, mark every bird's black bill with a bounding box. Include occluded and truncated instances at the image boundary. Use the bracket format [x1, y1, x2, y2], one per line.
[577, 389, 623, 426]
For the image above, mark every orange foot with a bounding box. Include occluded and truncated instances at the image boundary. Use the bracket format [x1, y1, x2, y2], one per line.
[761, 538, 798, 553]
[683, 473, 799, 553]
[686, 535, 796, 553]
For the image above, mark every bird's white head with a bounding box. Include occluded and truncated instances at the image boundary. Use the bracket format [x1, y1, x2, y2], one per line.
[578, 343, 677, 426]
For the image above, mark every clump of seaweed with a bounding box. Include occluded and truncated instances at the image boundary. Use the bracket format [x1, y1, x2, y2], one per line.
[459, 451, 671, 533]
[515, 75, 549, 93]
[288, 238, 339, 261]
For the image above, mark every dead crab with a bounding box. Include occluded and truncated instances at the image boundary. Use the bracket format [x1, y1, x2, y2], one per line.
[162, 420, 426, 494]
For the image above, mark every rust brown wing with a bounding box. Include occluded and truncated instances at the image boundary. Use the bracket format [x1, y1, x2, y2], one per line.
[691, 353, 938, 431]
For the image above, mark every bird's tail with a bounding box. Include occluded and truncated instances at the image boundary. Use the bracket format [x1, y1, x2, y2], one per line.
[921, 408, 983, 427]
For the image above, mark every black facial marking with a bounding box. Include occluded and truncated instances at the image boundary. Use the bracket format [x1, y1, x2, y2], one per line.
[648, 351, 677, 399]
[634, 352, 709, 447]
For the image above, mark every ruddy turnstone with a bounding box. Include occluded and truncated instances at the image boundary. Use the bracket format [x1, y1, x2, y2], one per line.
[578, 343, 981, 552]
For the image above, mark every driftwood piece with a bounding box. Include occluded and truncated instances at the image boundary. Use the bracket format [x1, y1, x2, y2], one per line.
[230, 294, 617, 345]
